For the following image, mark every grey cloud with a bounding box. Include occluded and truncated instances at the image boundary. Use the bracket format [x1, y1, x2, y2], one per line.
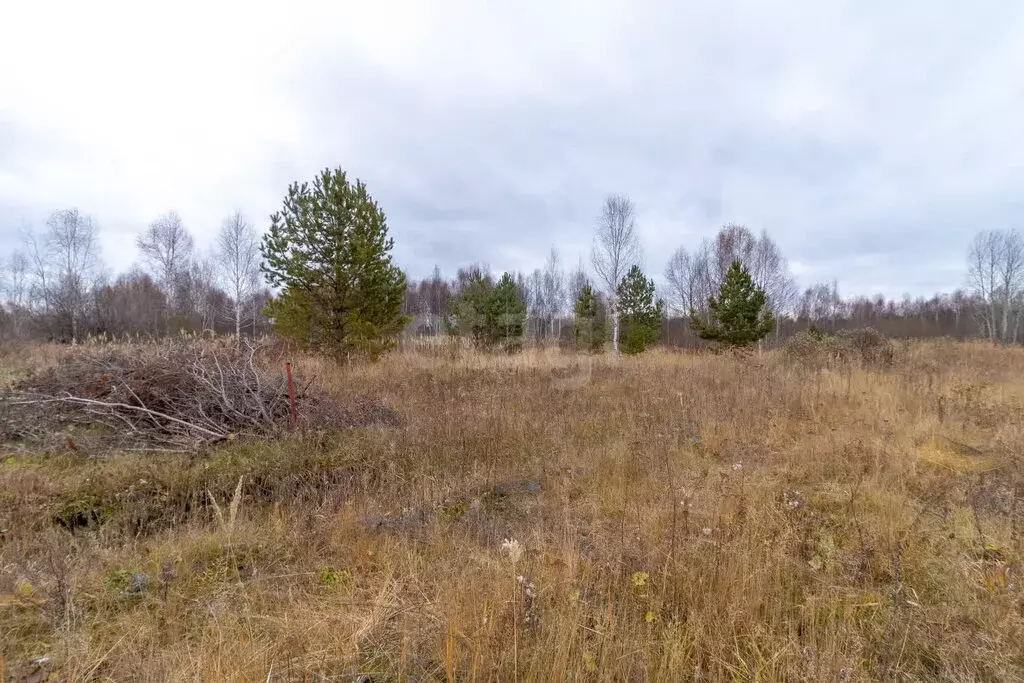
[3, 2, 1023, 300]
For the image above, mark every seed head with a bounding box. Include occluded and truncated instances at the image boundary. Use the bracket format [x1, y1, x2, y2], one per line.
[501, 538, 523, 564]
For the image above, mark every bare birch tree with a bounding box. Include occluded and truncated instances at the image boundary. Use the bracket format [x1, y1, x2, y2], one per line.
[746, 230, 798, 316]
[968, 230, 1001, 341]
[526, 268, 545, 339]
[968, 228, 1024, 344]
[23, 209, 103, 339]
[999, 230, 1024, 343]
[592, 194, 641, 353]
[2, 250, 29, 308]
[665, 245, 706, 315]
[215, 211, 261, 338]
[1, 250, 30, 337]
[542, 246, 565, 338]
[22, 227, 51, 313]
[184, 256, 220, 332]
[137, 211, 194, 318]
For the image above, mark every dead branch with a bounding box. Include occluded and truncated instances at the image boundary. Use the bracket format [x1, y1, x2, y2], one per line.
[10, 394, 227, 440]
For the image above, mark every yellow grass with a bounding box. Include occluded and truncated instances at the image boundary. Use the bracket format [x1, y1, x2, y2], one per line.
[1, 339, 1023, 681]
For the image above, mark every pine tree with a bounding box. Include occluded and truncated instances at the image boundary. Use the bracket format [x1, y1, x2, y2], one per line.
[690, 259, 775, 347]
[616, 265, 663, 355]
[572, 284, 607, 353]
[447, 271, 493, 346]
[261, 167, 408, 359]
[486, 273, 526, 351]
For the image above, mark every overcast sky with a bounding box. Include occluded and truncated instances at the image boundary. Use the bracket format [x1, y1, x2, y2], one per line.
[2, 1, 1022, 299]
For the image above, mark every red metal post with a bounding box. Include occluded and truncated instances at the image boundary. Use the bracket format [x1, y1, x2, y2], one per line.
[285, 362, 297, 429]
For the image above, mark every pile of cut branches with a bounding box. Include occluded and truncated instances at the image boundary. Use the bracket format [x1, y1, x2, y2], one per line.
[3, 340, 308, 450]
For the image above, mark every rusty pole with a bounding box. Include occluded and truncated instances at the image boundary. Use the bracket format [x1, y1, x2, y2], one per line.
[285, 362, 297, 429]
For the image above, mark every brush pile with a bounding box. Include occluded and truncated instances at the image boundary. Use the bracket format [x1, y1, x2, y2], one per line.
[3, 340, 312, 450]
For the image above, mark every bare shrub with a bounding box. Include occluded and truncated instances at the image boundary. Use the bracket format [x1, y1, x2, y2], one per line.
[836, 327, 895, 366]
[784, 326, 896, 369]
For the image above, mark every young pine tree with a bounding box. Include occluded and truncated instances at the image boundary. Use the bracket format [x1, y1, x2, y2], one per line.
[690, 259, 775, 347]
[447, 271, 493, 346]
[572, 284, 607, 353]
[486, 273, 527, 351]
[616, 265, 664, 355]
[261, 168, 409, 359]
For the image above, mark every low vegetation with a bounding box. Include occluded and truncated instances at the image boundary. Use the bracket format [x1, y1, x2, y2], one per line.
[1, 338, 1022, 681]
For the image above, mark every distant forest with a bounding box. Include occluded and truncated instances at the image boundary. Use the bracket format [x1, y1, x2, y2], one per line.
[404, 258, 1001, 349]
[2, 197, 1020, 348]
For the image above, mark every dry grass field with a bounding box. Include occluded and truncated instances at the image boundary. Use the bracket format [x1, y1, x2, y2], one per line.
[1, 339, 1023, 681]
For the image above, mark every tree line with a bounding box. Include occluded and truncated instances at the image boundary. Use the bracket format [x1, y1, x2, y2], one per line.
[1, 208, 273, 341]
[2, 166, 1022, 354]
[403, 201, 1024, 350]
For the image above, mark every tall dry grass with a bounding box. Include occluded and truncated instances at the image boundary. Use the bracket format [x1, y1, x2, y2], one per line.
[1, 339, 1022, 681]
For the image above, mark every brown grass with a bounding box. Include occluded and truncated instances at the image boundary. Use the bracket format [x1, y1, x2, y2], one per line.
[1, 339, 1023, 681]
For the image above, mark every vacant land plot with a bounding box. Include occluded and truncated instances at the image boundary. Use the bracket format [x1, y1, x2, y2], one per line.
[1, 340, 1022, 681]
